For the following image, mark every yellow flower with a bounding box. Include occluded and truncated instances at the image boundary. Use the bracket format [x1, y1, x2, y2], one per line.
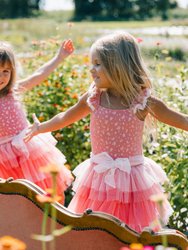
[38, 116, 45, 122]
[36, 193, 62, 203]
[161, 49, 169, 55]
[70, 93, 78, 99]
[43, 80, 50, 86]
[64, 164, 71, 170]
[71, 70, 78, 78]
[83, 54, 89, 64]
[0, 236, 26, 250]
[165, 57, 172, 62]
[39, 164, 60, 174]
[130, 243, 143, 250]
[54, 132, 63, 140]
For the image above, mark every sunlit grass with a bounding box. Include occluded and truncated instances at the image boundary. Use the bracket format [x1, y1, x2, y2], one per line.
[0, 17, 188, 51]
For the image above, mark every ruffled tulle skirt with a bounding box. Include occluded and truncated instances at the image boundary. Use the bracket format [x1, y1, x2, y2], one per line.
[0, 130, 73, 199]
[68, 152, 173, 232]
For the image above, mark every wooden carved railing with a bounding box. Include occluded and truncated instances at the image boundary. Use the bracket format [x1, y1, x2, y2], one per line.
[0, 178, 187, 250]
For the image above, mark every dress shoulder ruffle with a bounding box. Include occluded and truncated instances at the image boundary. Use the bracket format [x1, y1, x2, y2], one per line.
[132, 88, 151, 113]
[86, 83, 101, 111]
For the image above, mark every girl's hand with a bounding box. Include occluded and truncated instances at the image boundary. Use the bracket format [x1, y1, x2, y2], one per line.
[17, 39, 74, 92]
[24, 114, 40, 142]
[56, 39, 74, 62]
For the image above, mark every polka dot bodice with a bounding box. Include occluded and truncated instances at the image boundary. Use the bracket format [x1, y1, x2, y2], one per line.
[88, 89, 145, 158]
[0, 93, 28, 137]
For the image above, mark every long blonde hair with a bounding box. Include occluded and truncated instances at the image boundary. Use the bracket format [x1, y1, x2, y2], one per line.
[0, 42, 16, 97]
[90, 32, 151, 106]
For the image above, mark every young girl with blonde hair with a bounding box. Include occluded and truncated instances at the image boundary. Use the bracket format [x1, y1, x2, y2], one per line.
[25, 32, 188, 232]
[0, 40, 74, 200]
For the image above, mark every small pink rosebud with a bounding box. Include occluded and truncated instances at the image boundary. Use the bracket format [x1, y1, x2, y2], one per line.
[137, 37, 143, 43]
[144, 246, 155, 250]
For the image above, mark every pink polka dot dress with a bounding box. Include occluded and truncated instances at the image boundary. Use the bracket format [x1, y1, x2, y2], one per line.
[0, 92, 73, 198]
[68, 87, 173, 232]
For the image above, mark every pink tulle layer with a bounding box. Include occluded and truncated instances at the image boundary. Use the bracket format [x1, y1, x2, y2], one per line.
[68, 154, 173, 232]
[0, 133, 73, 196]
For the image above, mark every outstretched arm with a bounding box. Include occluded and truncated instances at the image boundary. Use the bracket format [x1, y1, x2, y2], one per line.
[25, 92, 91, 141]
[17, 39, 74, 92]
[148, 96, 188, 131]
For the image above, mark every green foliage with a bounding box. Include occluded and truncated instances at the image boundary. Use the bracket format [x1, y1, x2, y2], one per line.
[72, 0, 178, 21]
[22, 30, 188, 233]
[144, 62, 188, 233]
[169, 7, 188, 19]
[168, 48, 186, 61]
[0, 0, 41, 19]
[145, 47, 186, 62]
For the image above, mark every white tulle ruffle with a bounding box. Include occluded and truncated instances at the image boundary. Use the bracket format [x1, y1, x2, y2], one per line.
[72, 152, 169, 203]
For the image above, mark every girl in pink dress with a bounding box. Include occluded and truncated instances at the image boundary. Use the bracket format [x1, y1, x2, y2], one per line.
[25, 32, 188, 232]
[0, 40, 74, 200]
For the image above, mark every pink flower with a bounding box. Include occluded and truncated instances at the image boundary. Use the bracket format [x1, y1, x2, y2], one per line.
[67, 22, 74, 28]
[137, 37, 143, 43]
[144, 246, 154, 250]
[156, 41, 162, 46]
